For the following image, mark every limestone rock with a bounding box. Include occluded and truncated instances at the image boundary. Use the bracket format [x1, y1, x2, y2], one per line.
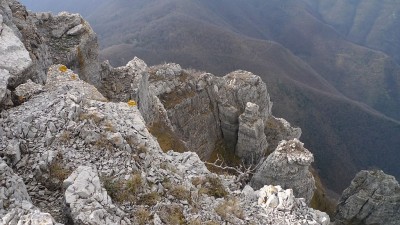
[236, 102, 268, 163]
[334, 170, 400, 225]
[251, 139, 316, 204]
[14, 79, 43, 101]
[264, 116, 302, 153]
[217, 70, 272, 151]
[258, 185, 330, 225]
[0, 158, 57, 225]
[63, 166, 130, 225]
[99, 57, 155, 122]
[0, 69, 11, 108]
[33, 11, 100, 86]
[0, 20, 32, 77]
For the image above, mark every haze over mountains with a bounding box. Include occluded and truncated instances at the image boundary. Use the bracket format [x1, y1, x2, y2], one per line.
[21, 0, 400, 193]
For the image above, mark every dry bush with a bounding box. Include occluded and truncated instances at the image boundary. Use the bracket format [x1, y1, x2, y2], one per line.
[169, 185, 191, 202]
[138, 192, 160, 206]
[198, 175, 227, 198]
[159, 204, 186, 225]
[215, 197, 244, 221]
[134, 207, 151, 225]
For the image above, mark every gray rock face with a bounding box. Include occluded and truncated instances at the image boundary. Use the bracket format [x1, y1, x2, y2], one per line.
[334, 170, 400, 225]
[264, 116, 302, 153]
[63, 166, 130, 225]
[99, 57, 156, 123]
[236, 102, 268, 163]
[257, 185, 330, 225]
[32, 11, 100, 86]
[0, 69, 11, 108]
[217, 70, 271, 152]
[0, 0, 100, 112]
[0, 158, 56, 225]
[251, 139, 316, 204]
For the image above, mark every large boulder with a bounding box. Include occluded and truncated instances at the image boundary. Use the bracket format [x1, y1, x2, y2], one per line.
[334, 170, 400, 225]
[63, 166, 131, 225]
[235, 102, 268, 163]
[251, 138, 316, 204]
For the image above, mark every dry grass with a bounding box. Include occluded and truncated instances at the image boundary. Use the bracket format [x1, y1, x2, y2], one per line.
[310, 168, 337, 217]
[169, 185, 191, 203]
[148, 121, 186, 153]
[197, 175, 228, 198]
[102, 172, 143, 203]
[59, 131, 72, 144]
[159, 204, 186, 225]
[159, 86, 196, 109]
[215, 197, 244, 221]
[134, 207, 151, 225]
[138, 192, 160, 206]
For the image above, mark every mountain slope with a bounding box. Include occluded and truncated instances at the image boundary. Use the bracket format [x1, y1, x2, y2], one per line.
[20, 0, 400, 193]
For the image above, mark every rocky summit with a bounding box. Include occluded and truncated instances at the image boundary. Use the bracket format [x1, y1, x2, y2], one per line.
[0, 0, 399, 225]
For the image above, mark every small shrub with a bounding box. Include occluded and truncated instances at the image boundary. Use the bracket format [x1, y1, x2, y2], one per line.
[200, 176, 228, 198]
[169, 185, 191, 202]
[59, 65, 68, 73]
[127, 173, 143, 195]
[138, 192, 160, 206]
[59, 131, 72, 144]
[159, 204, 186, 225]
[135, 207, 151, 225]
[103, 120, 116, 132]
[215, 197, 244, 221]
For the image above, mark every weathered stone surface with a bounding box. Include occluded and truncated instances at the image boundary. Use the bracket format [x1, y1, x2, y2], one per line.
[265, 116, 302, 153]
[100, 57, 156, 123]
[251, 139, 316, 204]
[257, 185, 330, 225]
[217, 70, 272, 151]
[236, 102, 268, 163]
[0, 21, 32, 77]
[63, 166, 129, 225]
[0, 158, 57, 225]
[334, 170, 400, 225]
[14, 79, 43, 101]
[0, 69, 11, 108]
[33, 11, 100, 86]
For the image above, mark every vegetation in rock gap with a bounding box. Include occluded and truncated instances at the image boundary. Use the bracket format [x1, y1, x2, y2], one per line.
[215, 197, 244, 222]
[148, 121, 186, 153]
[310, 168, 337, 217]
[196, 175, 228, 198]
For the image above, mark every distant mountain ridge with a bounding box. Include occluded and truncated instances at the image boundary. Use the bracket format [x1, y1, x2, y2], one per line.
[19, 0, 400, 193]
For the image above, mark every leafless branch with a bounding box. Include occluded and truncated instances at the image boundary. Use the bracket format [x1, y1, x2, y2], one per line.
[205, 154, 265, 187]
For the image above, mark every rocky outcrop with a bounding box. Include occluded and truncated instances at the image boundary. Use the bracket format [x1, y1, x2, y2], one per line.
[251, 139, 316, 204]
[334, 170, 400, 225]
[63, 166, 131, 225]
[0, 1, 331, 224]
[32, 11, 100, 86]
[236, 102, 268, 163]
[99, 57, 157, 123]
[0, 158, 56, 225]
[0, 0, 100, 111]
[256, 185, 330, 225]
[216, 70, 271, 151]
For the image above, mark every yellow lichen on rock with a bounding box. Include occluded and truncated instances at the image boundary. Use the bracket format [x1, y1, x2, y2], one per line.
[127, 100, 137, 107]
[71, 74, 78, 80]
[59, 65, 68, 73]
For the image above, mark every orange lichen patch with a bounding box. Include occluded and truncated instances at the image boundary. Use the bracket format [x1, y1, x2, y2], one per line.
[128, 100, 137, 107]
[59, 65, 68, 73]
[70, 74, 78, 80]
